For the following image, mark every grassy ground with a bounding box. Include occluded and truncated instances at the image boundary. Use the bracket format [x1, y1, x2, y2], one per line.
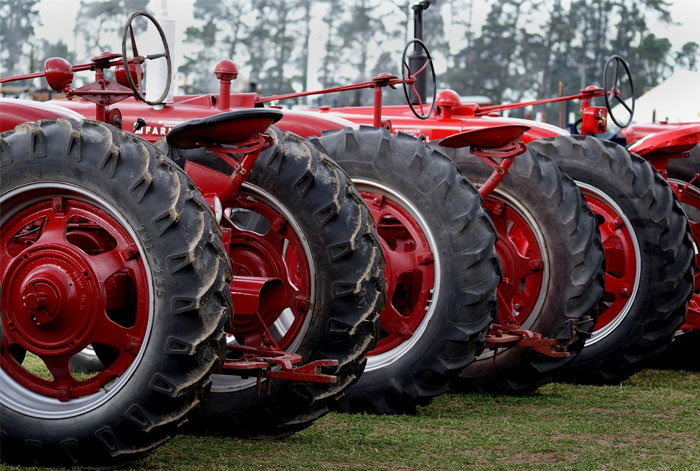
[2, 368, 698, 471]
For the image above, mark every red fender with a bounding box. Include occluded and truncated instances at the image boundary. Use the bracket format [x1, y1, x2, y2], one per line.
[0, 98, 85, 133]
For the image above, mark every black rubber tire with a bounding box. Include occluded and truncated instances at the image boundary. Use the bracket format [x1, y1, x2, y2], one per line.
[439, 145, 605, 394]
[312, 126, 500, 413]
[158, 126, 384, 437]
[0, 119, 231, 468]
[529, 134, 695, 384]
[652, 144, 700, 370]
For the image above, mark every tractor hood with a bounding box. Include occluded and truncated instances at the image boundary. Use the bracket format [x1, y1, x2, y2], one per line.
[309, 104, 568, 144]
[0, 98, 85, 133]
[55, 95, 358, 144]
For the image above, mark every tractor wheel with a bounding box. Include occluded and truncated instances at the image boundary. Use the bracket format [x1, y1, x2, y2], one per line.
[158, 126, 384, 437]
[440, 145, 605, 394]
[529, 135, 695, 384]
[653, 144, 700, 370]
[0, 119, 230, 468]
[313, 126, 500, 414]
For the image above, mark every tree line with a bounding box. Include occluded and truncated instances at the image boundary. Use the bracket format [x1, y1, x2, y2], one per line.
[1, 0, 698, 119]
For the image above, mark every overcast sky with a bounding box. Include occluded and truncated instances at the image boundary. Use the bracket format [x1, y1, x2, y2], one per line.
[34, 0, 700, 91]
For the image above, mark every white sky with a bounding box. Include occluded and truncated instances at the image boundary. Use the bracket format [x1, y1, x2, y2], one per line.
[34, 0, 700, 91]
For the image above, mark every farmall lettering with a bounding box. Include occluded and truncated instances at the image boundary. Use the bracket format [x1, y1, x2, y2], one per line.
[133, 119, 181, 136]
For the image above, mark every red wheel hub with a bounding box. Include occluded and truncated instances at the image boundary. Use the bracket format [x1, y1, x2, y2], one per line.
[583, 192, 637, 331]
[362, 192, 435, 355]
[1, 197, 149, 401]
[222, 194, 311, 351]
[484, 197, 545, 327]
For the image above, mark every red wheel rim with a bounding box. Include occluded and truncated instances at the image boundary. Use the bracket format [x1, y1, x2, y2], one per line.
[581, 188, 639, 337]
[222, 191, 312, 351]
[483, 196, 545, 328]
[1, 194, 149, 402]
[361, 191, 435, 356]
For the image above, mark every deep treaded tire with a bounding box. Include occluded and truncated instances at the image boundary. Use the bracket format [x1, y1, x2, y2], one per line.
[529, 135, 695, 384]
[653, 144, 700, 370]
[159, 126, 384, 437]
[313, 126, 500, 413]
[0, 119, 231, 468]
[440, 145, 604, 394]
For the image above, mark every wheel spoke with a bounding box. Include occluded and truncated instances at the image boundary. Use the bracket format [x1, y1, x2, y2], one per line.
[604, 273, 631, 299]
[42, 354, 74, 385]
[129, 25, 139, 58]
[90, 310, 133, 349]
[87, 250, 129, 285]
[612, 60, 620, 92]
[380, 303, 410, 338]
[410, 83, 425, 115]
[616, 96, 633, 114]
[38, 212, 68, 244]
[384, 246, 420, 281]
[413, 59, 430, 79]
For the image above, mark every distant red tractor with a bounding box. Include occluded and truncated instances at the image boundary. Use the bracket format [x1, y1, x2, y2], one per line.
[0, 12, 384, 468]
[321, 54, 696, 384]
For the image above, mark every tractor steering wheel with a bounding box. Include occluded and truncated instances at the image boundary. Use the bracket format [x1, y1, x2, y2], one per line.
[401, 39, 437, 120]
[603, 55, 635, 128]
[121, 10, 172, 106]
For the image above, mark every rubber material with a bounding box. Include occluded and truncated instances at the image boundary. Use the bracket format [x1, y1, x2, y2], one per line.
[652, 144, 700, 370]
[0, 119, 231, 468]
[158, 126, 384, 437]
[314, 126, 500, 413]
[441, 144, 605, 394]
[529, 135, 695, 384]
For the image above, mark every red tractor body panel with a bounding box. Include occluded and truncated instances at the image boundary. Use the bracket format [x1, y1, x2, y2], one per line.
[624, 122, 699, 145]
[628, 123, 700, 158]
[55, 96, 357, 143]
[310, 104, 568, 143]
[0, 98, 85, 133]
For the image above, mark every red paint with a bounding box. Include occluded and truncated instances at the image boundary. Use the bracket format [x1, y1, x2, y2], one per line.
[1, 196, 149, 400]
[361, 191, 435, 355]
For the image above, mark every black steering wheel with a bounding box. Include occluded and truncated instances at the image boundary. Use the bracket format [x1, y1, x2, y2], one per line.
[121, 10, 172, 106]
[603, 55, 635, 128]
[401, 39, 437, 120]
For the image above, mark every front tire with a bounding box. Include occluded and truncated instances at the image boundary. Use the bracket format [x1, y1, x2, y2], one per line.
[314, 126, 500, 413]
[441, 145, 604, 394]
[0, 119, 230, 468]
[159, 126, 384, 437]
[529, 135, 695, 384]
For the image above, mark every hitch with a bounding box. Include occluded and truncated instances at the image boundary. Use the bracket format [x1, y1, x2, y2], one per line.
[485, 323, 572, 358]
[222, 345, 338, 395]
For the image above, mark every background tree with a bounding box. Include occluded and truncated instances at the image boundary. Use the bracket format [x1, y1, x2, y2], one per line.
[74, 0, 149, 53]
[0, 0, 41, 77]
[675, 41, 699, 71]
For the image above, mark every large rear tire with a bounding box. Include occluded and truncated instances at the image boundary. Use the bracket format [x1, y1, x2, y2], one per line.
[653, 144, 700, 370]
[313, 126, 500, 413]
[529, 135, 695, 383]
[158, 126, 384, 437]
[0, 119, 230, 468]
[441, 145, 605, 394]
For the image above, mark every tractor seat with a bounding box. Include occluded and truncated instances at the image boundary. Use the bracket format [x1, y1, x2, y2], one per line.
[167, 108, 283, 149]
[440, 124, 530, 150]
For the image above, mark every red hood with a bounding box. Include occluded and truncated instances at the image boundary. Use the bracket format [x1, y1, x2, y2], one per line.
[311, 104, 568, 143]
[54, 95, 357, 143]
[0, 98, 85, 133]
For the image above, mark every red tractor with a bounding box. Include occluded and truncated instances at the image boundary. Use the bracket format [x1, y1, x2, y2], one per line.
[322, 53, 696, 385]
[55, 7, 610, 408]
[0, 12, 384, 468]
[61, 19, 622, 413]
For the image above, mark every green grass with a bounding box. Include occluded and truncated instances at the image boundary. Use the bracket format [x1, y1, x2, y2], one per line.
[2, 368, 699, 471]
